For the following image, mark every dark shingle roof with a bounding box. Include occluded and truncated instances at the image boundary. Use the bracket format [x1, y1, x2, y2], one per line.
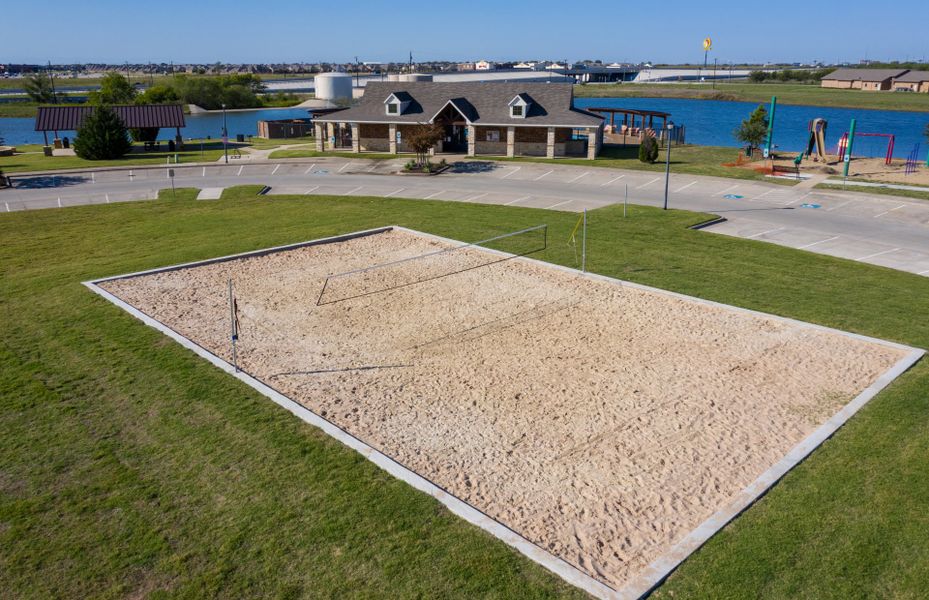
[893, 70, 929, 82]
[35, 104, 186, 131]
[316, 82, 603, 127]
[821, 68, 909, 82]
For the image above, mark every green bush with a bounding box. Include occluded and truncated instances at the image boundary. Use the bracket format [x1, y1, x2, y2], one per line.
[638, 137, 659, 163]
[73, 106, 132, 160]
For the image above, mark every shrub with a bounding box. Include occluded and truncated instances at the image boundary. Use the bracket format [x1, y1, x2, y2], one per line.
[638, 137, 659, 163]
[734, 104, 769, 150]
[73, 106, 132, 160]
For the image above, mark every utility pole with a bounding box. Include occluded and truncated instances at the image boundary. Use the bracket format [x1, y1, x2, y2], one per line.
[48, 60, 58, 104]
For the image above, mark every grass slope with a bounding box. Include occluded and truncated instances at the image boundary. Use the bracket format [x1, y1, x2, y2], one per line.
[816, 182, 929, 202]
[1, 189, 927, 597]
[0, 142, 234, 174]
[574, 82, 929, 112]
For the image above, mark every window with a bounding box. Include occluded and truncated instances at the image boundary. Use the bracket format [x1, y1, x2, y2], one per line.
[511, 105, 523, 117]
[387, 103, 399, 115]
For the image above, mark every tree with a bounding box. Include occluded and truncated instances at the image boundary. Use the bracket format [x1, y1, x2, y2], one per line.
[73, 106, 132, 160]
[23, 72, 56, 103]
[734, 104, 769, 151]
[405, 123, 444, 166]
[638, 136, 659, 163]
[88, 72, 137, 105]
[136, 84, 180, 104]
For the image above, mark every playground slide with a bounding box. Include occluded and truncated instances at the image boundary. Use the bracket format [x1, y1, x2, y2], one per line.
[806, 118, 828, 162]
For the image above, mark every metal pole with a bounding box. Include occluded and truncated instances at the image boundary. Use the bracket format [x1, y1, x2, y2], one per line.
[663, 136, 672, 210]
[581, 208, 587, 273]
[222, 103, 229, 164]
[764, 96, 777, 159]
[228, 279, 238, 372]
[843, 118, 857, 179]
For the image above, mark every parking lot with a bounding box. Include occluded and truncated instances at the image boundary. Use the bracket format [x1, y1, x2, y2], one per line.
[4, 157, 929, 277]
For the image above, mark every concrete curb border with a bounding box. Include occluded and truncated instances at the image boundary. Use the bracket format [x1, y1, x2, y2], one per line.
[687, 216, 727, 230]
[85, 226, 924, 600]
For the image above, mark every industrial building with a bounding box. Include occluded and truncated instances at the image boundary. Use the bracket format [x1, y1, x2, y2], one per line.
[820, 68, 910, 90]
[311, 81, 604, 159]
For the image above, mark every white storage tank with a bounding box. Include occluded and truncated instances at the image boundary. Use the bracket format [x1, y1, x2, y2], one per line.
[314, 72, 353, 101]
[399, 73, 433, 82]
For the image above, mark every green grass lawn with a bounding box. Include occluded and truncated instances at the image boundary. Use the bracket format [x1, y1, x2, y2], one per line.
[816, 182, 929, 202]
[1, 189, 928, 597]
[268, 148, 403, 160]
[575, 82, 929, 112]
[0, 142, 237, 174]
[469, 144, 797, 183]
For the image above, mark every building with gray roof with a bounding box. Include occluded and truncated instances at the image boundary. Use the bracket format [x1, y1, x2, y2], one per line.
[313, 81, 604, 159]
[820, 68, 910, 91]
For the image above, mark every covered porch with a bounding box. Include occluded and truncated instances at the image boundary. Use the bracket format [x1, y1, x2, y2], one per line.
[585, 107, 685, 146]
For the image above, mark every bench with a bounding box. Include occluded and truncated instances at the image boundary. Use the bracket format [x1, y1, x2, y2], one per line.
[771, 153, 803, 178]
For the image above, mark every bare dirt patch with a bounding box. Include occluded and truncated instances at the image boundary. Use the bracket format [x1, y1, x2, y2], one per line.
[99, 228, 907, 590]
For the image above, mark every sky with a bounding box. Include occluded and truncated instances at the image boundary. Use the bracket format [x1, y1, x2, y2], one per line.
[5, 1, 928, 65]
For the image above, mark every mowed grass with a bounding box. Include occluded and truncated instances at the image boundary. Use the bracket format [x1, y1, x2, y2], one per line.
[574, 81, 929, 112]
[816, 182, 929, 202]
[0, 143, 236, 174]
[1, 188, 928, 598]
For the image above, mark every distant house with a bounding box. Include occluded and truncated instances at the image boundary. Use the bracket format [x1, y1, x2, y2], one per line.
[475, 60, 495, 71]
[820, 68, 910, 91]
[312, 81, 604, 159]
[891, 70, 929, 93]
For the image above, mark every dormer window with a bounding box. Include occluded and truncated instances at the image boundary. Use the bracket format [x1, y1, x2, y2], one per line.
[384, 92, 412, 116]
[508, 93, 531, 119]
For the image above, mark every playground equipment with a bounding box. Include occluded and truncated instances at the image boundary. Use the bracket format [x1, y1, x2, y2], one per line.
[836, 131, 895, 166]
[805, 118, 828, 162]
[905, 143, 920, 175]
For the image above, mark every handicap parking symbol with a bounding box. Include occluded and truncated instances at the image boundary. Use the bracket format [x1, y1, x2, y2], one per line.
[723, 194, 744, 199]
[800, 203, 821, 209]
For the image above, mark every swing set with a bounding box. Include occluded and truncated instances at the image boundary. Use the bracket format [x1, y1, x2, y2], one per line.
[835, 131, 895, 165]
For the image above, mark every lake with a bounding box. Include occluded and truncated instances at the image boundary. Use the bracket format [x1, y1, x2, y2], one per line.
[0, 107, 312, 146]
[1, 99, 927, 159]
[574, 97, 929, 159]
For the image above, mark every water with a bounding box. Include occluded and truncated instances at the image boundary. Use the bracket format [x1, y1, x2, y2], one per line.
[2, 98, 926, 159]
[0, 107, 312, 145]
[574, 97, 928, 159]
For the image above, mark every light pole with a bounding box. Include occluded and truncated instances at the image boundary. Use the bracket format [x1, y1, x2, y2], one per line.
[663, 120, 674, 210]
[222, 103, 228, 164]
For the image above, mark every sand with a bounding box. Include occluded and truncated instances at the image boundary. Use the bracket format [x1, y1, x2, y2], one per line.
[99, 229, 907, 590]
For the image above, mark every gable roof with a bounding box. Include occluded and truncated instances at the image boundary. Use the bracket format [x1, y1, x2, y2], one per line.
[893, 70, 929, 82]
[35, 104, 186, 131]
[821, 68, 909, 82]
[385, 91, 413, 103]
[315, 81, 603, 128]
[509, 93, 532, 105]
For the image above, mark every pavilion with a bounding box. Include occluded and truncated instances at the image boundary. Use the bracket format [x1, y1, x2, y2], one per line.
[34, 104, 187, 147]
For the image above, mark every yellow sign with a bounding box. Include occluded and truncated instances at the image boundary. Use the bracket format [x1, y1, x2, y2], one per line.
[703, 37, 713, 51]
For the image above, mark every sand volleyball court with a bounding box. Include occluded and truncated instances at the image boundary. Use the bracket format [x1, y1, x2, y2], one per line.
[92, 226, 918, 596]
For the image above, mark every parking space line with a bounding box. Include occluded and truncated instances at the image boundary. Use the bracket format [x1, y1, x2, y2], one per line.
[825, 199, 854, 212]
[271, 164, 280, 176]
[505, 195, 531, 205]
[202, 167, 206, 177]
[873, 204, 906, 218]
[918, 269, 929, 275]
[674, 181, 698, 193]
[534, 170, 554, 181]
[236, 166, 244, 177]
[746, 227, 783, 239]
[500, 166, 521, 179]
[304, 163, 317, 174]
[857, 248, 901, 261]
[385, 188, 405, 197]
[467, 192, 489, 201]
[304, 186, 320, 194]
[545, 199, 572, 210]
[637, 177, 661, 189]
[601, 174, 625, 187]
[567, 172, 590, 184]
[338, 162, 352, 172]
[751, 189, 776, 201]
[367, 163, 379, 172]
[343, 186, 364, 196]
[424, 190, 445, 199]
[718, 184, 739, 196]
[797, 236, 839, 250]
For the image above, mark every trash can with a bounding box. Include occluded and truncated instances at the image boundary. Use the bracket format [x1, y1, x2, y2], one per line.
[744, 145, 753, 158]
[62, 137, 70, 149]
[168, 140, 176, 152]
[236, 134, 245, 143]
